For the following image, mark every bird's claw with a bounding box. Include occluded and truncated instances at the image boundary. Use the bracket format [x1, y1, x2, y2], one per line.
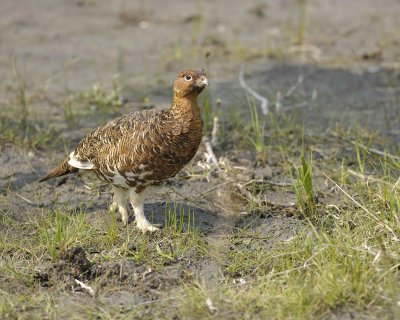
[109, 202, 129, 226]
[109, 202, 118, 212]
[136, 221, 161, 233]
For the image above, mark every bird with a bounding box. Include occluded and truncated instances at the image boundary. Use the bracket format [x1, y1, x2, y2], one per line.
[39, 68, 208, 232]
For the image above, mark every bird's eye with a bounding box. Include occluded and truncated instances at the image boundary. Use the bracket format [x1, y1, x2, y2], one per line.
[185, 75, 192, 81]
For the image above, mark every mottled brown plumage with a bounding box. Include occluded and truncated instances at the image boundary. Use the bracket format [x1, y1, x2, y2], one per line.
[40, 68, 208, 232]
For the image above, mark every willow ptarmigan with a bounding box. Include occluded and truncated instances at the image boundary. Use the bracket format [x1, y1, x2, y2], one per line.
[39, 68, 208, 232]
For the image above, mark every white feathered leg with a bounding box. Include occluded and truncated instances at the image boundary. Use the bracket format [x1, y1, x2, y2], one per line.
[129, 188, 159, 232]
[110, 186, 129, 226]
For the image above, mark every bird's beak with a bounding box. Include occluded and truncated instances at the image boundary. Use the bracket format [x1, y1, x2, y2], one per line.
[196, 75, 208, 88]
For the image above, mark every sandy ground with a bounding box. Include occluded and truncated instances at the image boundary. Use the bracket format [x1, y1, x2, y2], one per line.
[1, 0, 399, 90]
[1, 0, 399, 132]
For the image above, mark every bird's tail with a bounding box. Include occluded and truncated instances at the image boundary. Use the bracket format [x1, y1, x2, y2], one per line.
[38, 159, 79, 182]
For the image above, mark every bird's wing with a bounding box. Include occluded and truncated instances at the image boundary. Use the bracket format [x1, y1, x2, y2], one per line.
[68, 109, 165, 172]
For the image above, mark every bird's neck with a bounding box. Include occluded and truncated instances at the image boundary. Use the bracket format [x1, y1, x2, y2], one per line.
[170, 94, 201, 121]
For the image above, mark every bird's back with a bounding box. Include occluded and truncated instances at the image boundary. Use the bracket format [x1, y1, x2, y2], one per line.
[72, 107, 202, 191]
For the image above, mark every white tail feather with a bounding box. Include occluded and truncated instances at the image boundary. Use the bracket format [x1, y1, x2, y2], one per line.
[67, 152, 95, 169]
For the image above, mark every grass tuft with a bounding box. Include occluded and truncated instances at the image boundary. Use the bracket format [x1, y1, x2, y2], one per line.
[38, 208, 95, 261]
[294, 155, 316, 216]
[247, 96, 266, 162]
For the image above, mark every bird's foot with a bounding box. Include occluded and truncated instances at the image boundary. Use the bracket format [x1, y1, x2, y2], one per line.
[109, 202, 118, 212]
[136, 220, 161, 233]
[121, 215, 129, 227]
[109, 202, 129, 226]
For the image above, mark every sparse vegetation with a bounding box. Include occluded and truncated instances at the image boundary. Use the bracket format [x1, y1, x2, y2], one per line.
[76, 79, 123, 120]
[294, 155, 316, 216]
[3, 107, 400, 318]
[247, 96, 267, 162]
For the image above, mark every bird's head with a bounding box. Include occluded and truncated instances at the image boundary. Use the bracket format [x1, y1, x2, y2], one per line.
[173, 68, 208, 99]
